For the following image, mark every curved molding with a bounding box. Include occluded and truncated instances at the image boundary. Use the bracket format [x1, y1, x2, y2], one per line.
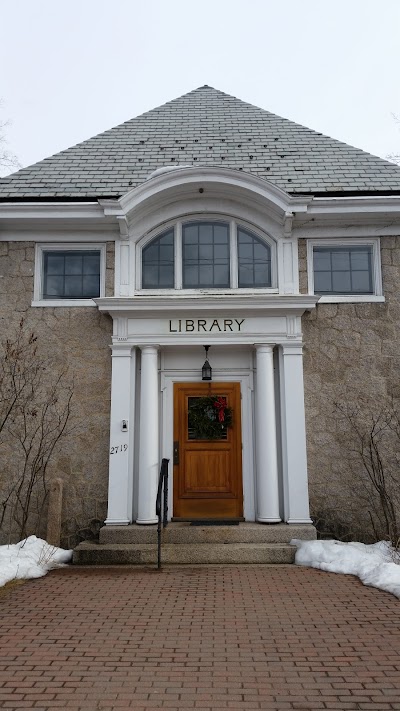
[100, 167, 313, 226]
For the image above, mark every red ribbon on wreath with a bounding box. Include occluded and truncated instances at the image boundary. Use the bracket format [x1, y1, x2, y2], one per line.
[214, 397, 227, 423]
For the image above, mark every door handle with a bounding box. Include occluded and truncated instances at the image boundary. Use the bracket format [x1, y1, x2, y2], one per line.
[173, 441, 179, 465]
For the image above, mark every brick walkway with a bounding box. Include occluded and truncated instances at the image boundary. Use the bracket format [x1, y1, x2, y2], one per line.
[0, 566, 399, 710]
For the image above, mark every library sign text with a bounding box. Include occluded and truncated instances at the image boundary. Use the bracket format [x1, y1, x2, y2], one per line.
[169, 318, 245, 333]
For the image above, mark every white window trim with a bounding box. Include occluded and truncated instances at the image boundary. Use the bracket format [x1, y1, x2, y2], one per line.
[32, 243, 106, 307]
[306, 238, 384, 303]
[136, 215, 278, 292]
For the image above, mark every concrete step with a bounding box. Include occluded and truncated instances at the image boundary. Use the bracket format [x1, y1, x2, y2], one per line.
[99, 522, 316, 545]
[73, 542, 296, 566]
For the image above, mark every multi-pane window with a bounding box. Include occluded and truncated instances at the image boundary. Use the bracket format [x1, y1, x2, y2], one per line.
[238, 228, 271, 287]
[182, 222, 230, 288]
[43, 251, 101, 299]
[141, 221, 273, 290]
[142, 229, 174, 288]
[313, 246, 373, 295]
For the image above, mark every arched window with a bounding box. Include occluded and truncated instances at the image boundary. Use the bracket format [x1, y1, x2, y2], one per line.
[237, 228, 271, 288]
[182, 222, 230, 288]
[142, 229, 174, 288]
[141, 220, 274, 290]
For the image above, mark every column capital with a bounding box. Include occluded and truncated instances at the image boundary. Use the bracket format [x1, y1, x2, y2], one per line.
[281, 343, 304, 356]
[254, 343, 275, 354]
[140, 344, 160, 354]
[110, 343, 134, 357]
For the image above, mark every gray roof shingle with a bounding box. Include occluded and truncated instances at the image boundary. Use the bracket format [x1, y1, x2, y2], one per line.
[1, 85, 400, 199]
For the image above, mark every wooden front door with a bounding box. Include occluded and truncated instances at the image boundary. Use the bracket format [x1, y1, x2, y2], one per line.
[173, 382, 243, 519]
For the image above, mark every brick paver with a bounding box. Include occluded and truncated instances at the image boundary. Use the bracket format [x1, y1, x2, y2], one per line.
[0, 565, 399, 710]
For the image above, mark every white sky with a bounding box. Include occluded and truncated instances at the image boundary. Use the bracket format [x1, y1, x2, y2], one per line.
[1, 0, 400, 176]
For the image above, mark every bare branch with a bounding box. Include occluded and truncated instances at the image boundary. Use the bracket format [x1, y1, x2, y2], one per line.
[0, 321, 74, 540]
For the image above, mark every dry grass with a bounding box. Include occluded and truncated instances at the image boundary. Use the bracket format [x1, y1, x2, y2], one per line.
[0, 578, 26, 598]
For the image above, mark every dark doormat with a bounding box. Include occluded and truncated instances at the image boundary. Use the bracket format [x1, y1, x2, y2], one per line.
[190, 519, 240, 526]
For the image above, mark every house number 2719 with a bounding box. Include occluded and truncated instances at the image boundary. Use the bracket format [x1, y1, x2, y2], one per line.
[110, 444, 128, 454]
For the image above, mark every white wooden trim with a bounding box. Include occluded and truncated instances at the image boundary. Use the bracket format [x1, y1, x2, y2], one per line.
[175, 221, 182, 289]
[306, 237, 384, 302]
[33, 242, 106, 306]
[112, 166, 311, 218]
[230, 220, 238, 289]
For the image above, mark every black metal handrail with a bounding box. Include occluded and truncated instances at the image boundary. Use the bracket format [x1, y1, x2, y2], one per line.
[156, 458, 169, 569]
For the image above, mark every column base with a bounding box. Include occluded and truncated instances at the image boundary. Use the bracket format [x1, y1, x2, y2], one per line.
[257, 517, 282, 524]
[287, 517, 313, 525]
[105, 518, 130, 526]
[136, 517, 158, 525]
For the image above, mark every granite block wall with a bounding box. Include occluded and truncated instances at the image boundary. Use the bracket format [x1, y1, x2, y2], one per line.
[300, 236, 400, 538]
[0, 241, 115, 546]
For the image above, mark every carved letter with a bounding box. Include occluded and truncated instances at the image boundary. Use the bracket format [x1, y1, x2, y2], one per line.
[210, 319, 222, 332]
[178, 319, 182, 332]
[235, 319, 245, 331]
[186, 320, 195, 332]
[169, 320, 178, 333]
[198, 319, 207, 331]
[224, 319, 233, 332]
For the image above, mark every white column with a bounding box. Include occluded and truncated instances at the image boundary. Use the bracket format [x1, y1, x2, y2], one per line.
[136, 345, 159, 524]
[279, 344, 312, 524]
[255, 344, 281, 523]
[105, 344, 135, 525]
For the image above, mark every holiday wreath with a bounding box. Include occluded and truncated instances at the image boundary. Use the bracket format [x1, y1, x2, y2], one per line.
[188, 396, 233, 440]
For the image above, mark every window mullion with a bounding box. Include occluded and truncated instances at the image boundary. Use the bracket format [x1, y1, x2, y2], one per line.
[230, 220, 238, 289]
[175, 222, 182, 289]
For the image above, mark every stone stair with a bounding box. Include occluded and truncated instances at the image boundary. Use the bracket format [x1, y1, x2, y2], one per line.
[73, 522, 316, 565]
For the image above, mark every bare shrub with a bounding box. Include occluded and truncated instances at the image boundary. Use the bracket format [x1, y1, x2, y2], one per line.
[0, 319, 73, 540]
[334, 400, 400, 548]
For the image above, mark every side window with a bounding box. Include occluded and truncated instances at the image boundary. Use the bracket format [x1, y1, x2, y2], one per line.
[307, 239, 383, 302]
[33, 244, 106, 306]
[313, 246, 373, 295]
[43, 251, 101, 299]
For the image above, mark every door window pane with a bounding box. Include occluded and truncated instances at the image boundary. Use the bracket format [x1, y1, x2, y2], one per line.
[187, 396, 228, 440]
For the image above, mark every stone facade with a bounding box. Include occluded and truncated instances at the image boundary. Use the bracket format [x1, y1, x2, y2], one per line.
[302, 236, 400, 538]
[0, 242, 115, 546]
[1, 235, 399, 544]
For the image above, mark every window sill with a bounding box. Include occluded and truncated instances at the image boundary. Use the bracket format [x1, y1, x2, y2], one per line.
[32, 299, 98, 307]
[135, 288, 279, 296]
[315, 295, 385, 304]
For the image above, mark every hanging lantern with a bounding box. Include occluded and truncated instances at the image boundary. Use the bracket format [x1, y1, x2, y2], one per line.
[201, 345, 212, 381]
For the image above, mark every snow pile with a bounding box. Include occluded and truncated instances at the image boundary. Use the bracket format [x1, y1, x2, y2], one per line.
[291, 538, 400, 599]
[0, 536, 72, 588]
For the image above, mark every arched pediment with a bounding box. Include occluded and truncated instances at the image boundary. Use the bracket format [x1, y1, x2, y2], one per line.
[101, 167, 312, 233]
[99, 166, 313, 299]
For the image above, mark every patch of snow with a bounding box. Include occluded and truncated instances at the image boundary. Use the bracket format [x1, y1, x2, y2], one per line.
[291, 538, 400, 599]
[0, 536, 72, 588]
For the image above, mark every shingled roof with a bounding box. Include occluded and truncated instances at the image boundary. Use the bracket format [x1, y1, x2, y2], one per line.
[1, 85, 400, 200]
